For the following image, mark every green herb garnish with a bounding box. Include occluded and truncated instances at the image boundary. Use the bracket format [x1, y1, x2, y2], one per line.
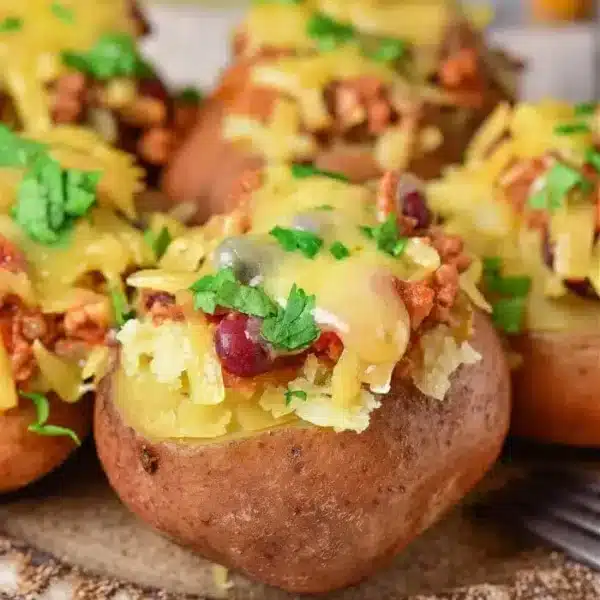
[51, 2, 75, 23]
[12, 156, 99, 245]
[284, 389, 308, 406]
[291, 164, 349, 182]
[144, 226, 172, 260]
[0, 17, 23, 33]
[360, 214, 408, 257]
[111, 288, 134, 328]
[329, 241, 350, 260]
[62, 32, 151, 80]
[178, 87, 203, 103]
[366, 37, 406, 63]
[528, 162, 592, 212]
[0, 126, 47, 168]
[307, 13, 355, 51]
[270, 226, 324, 259]
[190, 267, 277, 317]
[586, 148, 600, 173]
[554, 122, 591, 135]
[491, 297, 528, 335]
[575, 102, 596, 116]
[21, 392, 81, 445]
[261, 284, 320, 351]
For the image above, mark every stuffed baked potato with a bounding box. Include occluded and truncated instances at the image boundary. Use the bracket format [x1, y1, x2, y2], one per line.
[0, 125, 157, 492]
[96, 165, 510, 593]
[163, 0, 520, 222]
[428, 100, 600, 446]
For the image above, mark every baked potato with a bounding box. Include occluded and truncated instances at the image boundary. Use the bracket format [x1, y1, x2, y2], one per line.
[95, 166, 511, 593]
[163, 0, 520, 222]
[0, 125, 158, 492]
[427, 100, 600, 446]
[0, 0, 201, 185]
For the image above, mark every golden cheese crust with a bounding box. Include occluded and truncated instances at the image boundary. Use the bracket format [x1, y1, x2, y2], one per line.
[94, 312, 510, 594]
[511, 330, 600, 446]
[0, 395, 91, 494]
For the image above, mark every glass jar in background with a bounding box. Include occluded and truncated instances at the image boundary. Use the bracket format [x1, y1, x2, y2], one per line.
[532, 0, 595, 22]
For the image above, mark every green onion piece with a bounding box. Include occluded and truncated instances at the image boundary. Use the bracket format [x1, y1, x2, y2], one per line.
[586, 148, 600, 173]
[291, 164, 349, 182]
[545, 162, 591, 211]
[329, 241, 350, 260]
[110, 288, 134, 328]
[554, 122, 591, 136]
[575, 102, 596, 116]
[0, 17, 22, 33]
[491, 297, 527, 334]
[144, 226, 172, 260]
[20, 392, 81, 445]
[366, 37, 406, 63]
[284, 389, 308, 406]
[307, 13, 355, 51]
[51, 2, 75, 23]
[482, 256, 502, 275]
[486, 275, 531, 297]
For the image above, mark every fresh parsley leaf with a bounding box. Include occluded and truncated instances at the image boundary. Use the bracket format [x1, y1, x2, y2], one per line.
[360, 214, 408, 257]
[530, 162, 592, 212]
[307, 13, 355, 51]
[482, 256, 502, 276]
[12, 156, 99, 245]
[486, 274, 531, 297]
[178, 87, 203, 103]
[0, 126, 47, 168]
[51, 1, 75, 23]
[20, 391, 81, 445]
[291, 164, 349, 182]
[0, 17, 22, 32]
[111, 288, 134, 328]
[491, 297, 527, 335]
[269, 226, 324, 259]
[190, 267, 277, 318]
[365, 37, 406, 63]
[284, 389, 308, 406]
[586, 148, 600, 173]
[62, 33, 148, 80]
[554, 122, 590, 135]
[144, 226, 172, 260]
[261, 284, 320, 351]
[329, 241, 350, 260]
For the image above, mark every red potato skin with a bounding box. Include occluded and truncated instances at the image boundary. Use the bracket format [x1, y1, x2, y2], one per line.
[511, 330, 600, 446]
[0, 395, 92, 493]
[95, 312, 510, 594]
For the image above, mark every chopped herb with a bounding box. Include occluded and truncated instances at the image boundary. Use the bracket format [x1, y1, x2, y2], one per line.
[261, 284, 320, 351]
[62, 32, 150, 80]
[0, 17, 22, 32]
[144, 226, 172, 260]
[270, 226, 324, 259]
[329, 241, 350, 260]
[12, 156, 99, 245]
[486, 274, 531, 297]
[51, 2, 75, 23]
[307, 13, 355, 51]
[0, 126, 47, 168]
[111, 288, 134, 328]
[178, 87, 203, 103]
[575, 102, 596, 116]
[482, 256, 502, 275]
[366, 37, 406, 63]
[314, 204, 334, 211]
[360, 214, 408, 257]
[586, 148, 600, 173]
[190, 267, 277, 318]
[491, 297, 528, 335]
[20, 392, 81, 445]
[285, 389, 308, 406]
[554, 122, 590, 135]
[529, 162, 592, 212]
[291, 164, 349, 182]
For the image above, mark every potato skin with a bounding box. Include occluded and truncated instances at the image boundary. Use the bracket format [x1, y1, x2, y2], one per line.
[511, 330, 600, 446]
[0, 395, 91, 494]
[94, 312, 510, 594]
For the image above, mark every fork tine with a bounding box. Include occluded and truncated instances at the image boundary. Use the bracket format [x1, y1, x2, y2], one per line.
[524, 514, 600, 571]
[559, 488, 600, 515]
[544, 502, 600, 538]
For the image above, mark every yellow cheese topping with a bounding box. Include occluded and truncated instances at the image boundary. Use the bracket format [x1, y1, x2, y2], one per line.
[427, 100, 600, 333]
[0, 0, 136, 132]
[119, 166, 481, 440]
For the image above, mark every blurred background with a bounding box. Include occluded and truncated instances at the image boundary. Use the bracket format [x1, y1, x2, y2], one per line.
[141, 0, 600, 101]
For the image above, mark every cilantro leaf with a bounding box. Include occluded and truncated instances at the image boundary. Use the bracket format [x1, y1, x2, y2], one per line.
[269, 226, 324, 259]
[554, 122, 590, 135]
[12, 156, 99, 245]
[51, 2, 75, 23]
[285, 388, 308, 406]
[20, 391, 81, 445]
[360, 214, 408, 257]
[62, 33, 149, 80]
[291, 164, 349, 182]
[0, 17, 22, 32]
[261, 284, 320, 351]
[329, 241, 350, 260]
[144, 226, 172, 260]
[0, 125, 47, 168]
[190, 268, 277, 318]
[111, 288, 134, 328]
[529, 162, 591, 212]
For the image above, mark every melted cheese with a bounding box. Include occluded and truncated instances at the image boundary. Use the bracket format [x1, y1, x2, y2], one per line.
[0, 0, 136, 132]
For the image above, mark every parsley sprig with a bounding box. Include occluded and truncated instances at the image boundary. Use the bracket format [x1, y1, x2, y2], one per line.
[483, 257, 531, 334]
[63, 32, 152, 80]
[12, 155, 99, 245]
[329, 241, 350, 260]
[285, 388, 307, 406]
[360, 213, 408, 257]
[270, 226, 324, 259]
[528, 162, 592, 212]
[21, 392, 81, 445]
